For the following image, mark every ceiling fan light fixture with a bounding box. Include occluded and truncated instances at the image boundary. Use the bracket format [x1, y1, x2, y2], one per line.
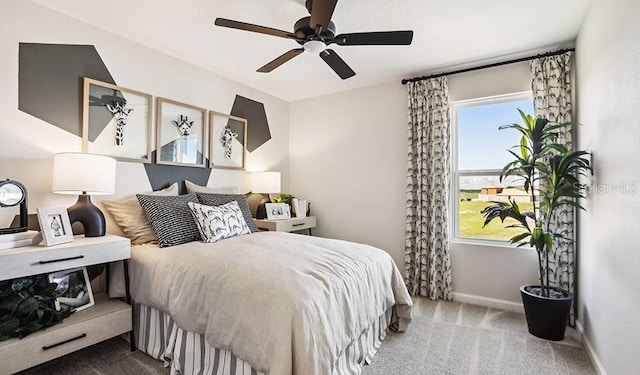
[303, 40, 326, 54]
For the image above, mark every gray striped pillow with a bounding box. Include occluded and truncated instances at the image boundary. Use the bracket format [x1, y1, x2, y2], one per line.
[136, 193, 201, 247]
[195, 193, 259, 233]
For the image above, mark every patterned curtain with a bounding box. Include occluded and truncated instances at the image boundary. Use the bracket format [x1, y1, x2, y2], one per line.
[530, 52, 575, 322]
[405, 78, 453, 301]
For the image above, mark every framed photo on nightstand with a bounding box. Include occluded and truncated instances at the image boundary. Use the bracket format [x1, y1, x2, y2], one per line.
[48, 267, 95, 312]
[265, 203, 291, 220]
[36, 207, 74, 246]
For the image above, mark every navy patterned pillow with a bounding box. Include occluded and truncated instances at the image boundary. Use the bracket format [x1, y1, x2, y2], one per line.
[188, 201, 250, 243]
[195, 193, 259, 233]
[136, 193, 201, 247]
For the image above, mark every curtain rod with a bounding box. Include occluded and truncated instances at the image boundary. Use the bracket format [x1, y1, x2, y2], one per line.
[401, 48, 575, 85]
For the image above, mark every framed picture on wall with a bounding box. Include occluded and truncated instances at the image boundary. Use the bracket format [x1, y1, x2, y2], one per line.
[82, 77, 152, 163]
[156, 98, 208, 168]
[209, 111, 247, 170]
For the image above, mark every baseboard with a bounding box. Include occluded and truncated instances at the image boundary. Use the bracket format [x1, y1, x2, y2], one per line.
[576, 320, 607, 375]
[452, 292, 524, 313]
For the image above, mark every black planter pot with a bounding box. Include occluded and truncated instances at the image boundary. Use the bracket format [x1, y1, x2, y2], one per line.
[520, 284, 573, 341]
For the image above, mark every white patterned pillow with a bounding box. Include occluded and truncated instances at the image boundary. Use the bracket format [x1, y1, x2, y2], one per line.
[188, 201, 251, 243]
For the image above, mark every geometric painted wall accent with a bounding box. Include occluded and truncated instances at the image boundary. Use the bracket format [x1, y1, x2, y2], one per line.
[144, 151, 212, 194]
[18, 43, 116, 137]
[230, 95, 271, 152]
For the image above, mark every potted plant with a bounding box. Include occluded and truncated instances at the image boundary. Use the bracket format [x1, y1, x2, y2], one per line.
[481, 110, 591, 341]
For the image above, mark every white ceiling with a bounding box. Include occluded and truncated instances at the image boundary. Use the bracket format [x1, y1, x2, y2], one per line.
[29, 0, 590, 102]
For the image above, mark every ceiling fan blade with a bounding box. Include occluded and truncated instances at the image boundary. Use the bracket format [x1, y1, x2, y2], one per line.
[330, 31, 414, 46]
[309, 0, 338, 32]
[257, 49, 305, 73]
[215, 18, 300, 40]
[319, 49, 355, 80]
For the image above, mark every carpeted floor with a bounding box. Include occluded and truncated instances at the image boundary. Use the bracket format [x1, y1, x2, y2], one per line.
[18, 298, 595, 375]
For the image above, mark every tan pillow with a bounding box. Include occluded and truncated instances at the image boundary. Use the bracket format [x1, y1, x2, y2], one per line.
[102, 183, 179, 245]
[185, 180, 238, 194]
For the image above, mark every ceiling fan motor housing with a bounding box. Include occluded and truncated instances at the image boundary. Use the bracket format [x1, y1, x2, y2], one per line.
[294, 16, 336, 43]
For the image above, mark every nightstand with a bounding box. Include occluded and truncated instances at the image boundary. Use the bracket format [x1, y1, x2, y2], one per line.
[254, 216, 317, 235]
[0, 235, 132, 374]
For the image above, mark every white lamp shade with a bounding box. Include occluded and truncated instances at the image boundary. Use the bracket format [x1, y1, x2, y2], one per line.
[252, 171, 281, 194]
[52, 153, 116, 195]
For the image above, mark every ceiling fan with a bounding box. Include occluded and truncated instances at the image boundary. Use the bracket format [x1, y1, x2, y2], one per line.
[214, 0, 414, 80]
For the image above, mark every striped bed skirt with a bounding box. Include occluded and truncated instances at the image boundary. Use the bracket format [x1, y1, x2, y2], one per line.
[134, 303, 393, 375]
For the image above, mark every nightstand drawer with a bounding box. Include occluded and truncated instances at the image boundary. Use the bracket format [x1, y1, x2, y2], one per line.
[0, 294, 131, 374]
[254, 216, 317, 232]
[279, 217, 316, 231]
[0, 235, 130, 281]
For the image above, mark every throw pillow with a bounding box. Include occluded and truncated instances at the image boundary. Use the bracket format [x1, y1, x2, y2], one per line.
[185, 180, 239, 194]
[195, 193, 259, 233]
[102, 183, 179, 245]
[188, 201, 250, 243]
[136, 193, 201, 247]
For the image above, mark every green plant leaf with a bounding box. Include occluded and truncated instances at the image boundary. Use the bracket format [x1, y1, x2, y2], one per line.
[0, 319, 20, 336]
[0, 294, 22, 313]
[17, 297, 39, 314]
[11, 278, 33, 292]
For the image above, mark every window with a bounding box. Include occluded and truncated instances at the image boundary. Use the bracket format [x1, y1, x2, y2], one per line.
[451, 92, 534, 242]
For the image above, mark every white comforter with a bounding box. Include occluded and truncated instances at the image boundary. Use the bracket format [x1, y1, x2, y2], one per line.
[129, 231, 412, 375]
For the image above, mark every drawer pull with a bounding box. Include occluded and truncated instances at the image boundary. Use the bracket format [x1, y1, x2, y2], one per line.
[42, 333, 87, 350]
[292, 223, 305, 227]
[38, 255, 84, 265]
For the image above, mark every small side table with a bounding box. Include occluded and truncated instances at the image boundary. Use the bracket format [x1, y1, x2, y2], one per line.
[254, 216, 317, 235]
[0, 235, 132, 374]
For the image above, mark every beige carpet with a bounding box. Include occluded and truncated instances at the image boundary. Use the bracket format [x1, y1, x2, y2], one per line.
[19, 298, 595, 375]
[362, 298, 595, 375]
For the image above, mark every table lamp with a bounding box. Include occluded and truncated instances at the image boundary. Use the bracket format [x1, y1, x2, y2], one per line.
[252, 171, 281, 219]
[52, 153, 116, 237]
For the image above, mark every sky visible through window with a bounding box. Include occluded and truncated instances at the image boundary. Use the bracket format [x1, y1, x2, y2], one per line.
[457, 98, 534, 190]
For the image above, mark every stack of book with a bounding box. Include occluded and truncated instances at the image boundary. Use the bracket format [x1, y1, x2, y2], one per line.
[292, 198, 308, 218]
[0, 230, 39, 250]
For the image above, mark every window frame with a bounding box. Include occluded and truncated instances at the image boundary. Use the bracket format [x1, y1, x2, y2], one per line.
[450, 91, 533, 246]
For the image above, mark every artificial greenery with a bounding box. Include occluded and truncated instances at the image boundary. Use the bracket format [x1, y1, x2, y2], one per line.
[481, 110, 591, 297]
[0, 275, 72, 341]
[270, 193, 295, 205]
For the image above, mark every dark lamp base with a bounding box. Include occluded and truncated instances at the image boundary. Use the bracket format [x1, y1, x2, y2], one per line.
[67, 194, 106, 237]
[255, 194, 270, 220]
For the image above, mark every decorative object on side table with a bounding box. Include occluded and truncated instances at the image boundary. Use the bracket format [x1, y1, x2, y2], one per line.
[481, 110, 591, 341]
[156, 97, 208, 167]
[0, 275, 73, 341]
[82, 77, 153, 163]
[0, 179, 28, 235]
[251, 171, 282, 219]
[291, 198, 308, 218]
[48, 267, 95, 312]
[36, 207, 74, 246]
[0, 230, 39, 251]
[52, 153, 116, 238]
[209, 111, 248, 170]
[265, 202, 291, 220]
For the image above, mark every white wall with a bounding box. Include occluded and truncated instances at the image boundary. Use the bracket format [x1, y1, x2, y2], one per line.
[290, 63, 539, 308]
[289, 81, 408, 268]
[0, 0, 290, 227]
[575, 0, 640, 374]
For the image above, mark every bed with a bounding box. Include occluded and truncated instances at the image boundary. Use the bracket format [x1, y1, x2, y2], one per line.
[103, 186, 412, 375]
